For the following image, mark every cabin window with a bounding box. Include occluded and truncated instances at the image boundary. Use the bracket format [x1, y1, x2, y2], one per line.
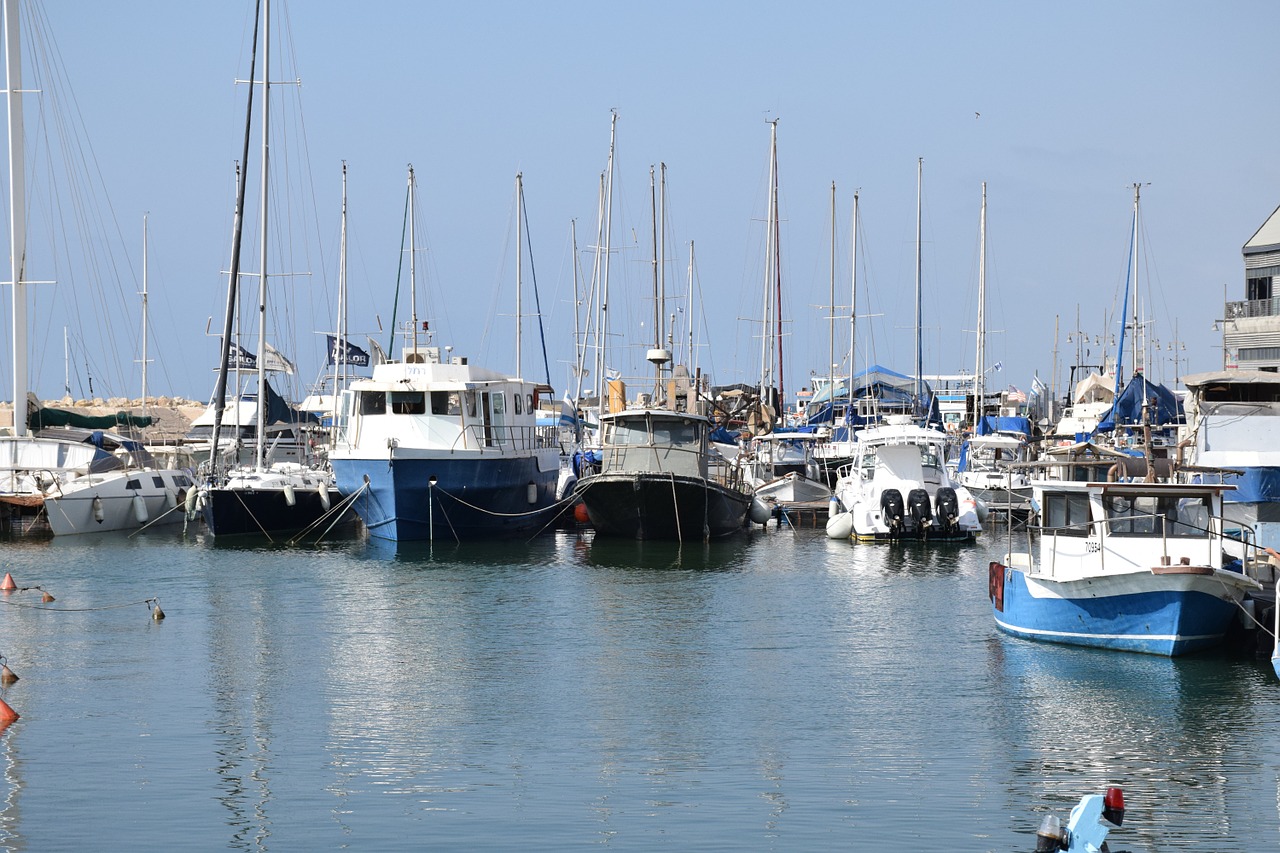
[152, 476, 165, 488]
[465, 391, 477, 418]
[126, 479, 141, 490]
[527, 394, 535, 414]
[1105, 494, 1209, 538]
[359, 390, 386, 415]
[608, 420, 653, 446]
[390, 391, 426, 415]
[492, 393, 506, 414]
[430, 391, 461, 416]
[652, 421, 698, 446]
[1042, 492, 1092, 536]
[513, 394, 523, 414]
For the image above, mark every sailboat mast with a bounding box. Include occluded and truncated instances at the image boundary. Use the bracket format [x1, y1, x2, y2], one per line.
[975, 182, 986, 424]
[408, 164, 419, 358]
[659, 163, 667, 370]
[516, 171, 523, 378]
[849, 191, 858, 413]
[828, 181, 836, 422]
[914, 157, 923, 411]
[1131, 182, 1141, 381]
[254, 0, 271, 471]
[5, 0, 27, 437]
[650, 165, 659, 390]
[687, 240, 696, 372]
[772, 128, 784, 414]
[759, 120, 778, 409]
[598, 112, 616, 411]
[209, 0, 260, 481]
[330, 160, 347, 422]
[141, 213, 150, 417]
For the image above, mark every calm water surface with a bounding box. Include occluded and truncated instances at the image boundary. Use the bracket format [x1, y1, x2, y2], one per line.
[0, 523, 1275, 850]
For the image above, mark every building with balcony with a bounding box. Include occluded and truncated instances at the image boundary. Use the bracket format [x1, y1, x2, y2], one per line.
[1228, 204, 1280, 371]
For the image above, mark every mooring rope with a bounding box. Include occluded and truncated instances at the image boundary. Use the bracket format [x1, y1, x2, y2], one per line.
[0, 595, 160, 614]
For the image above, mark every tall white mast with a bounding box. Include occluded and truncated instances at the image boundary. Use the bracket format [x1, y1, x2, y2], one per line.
[515, 171, 523, 378]
[408, 164, 419, 357]
[828, 181, 836, 420]
[5, 0, 27, 436]
[596, 112, 616, 410]
[914, 157, 923, 409]
[254, 0, 271, 470]
[759, 120, 778, 405]
[329, 160, 348, 422]
[1130, 182, 1141, 381]
[141, 213, 150, 416]
[848, 191, 859, 411]
[974, 182, 986, 424]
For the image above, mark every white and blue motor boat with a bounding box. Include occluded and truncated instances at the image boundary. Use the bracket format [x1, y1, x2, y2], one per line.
[329, 347, 562, 541]
[990, 478, 1260, 656]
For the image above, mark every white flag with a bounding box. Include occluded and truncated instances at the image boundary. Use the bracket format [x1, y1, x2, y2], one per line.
[262, 342, 296, 375]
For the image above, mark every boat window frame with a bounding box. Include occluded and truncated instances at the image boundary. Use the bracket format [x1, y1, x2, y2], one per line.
[390, 390, 426, 415]
[358, 390, 386, 416]
[1041, 490, 1092, 537]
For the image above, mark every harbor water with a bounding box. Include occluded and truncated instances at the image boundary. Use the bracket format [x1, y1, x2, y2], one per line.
[0, 524, 1276, 850]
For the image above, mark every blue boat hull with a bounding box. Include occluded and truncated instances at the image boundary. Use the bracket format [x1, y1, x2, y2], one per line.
[332, 455, 558, 542]
[989, 561, 1242, 656]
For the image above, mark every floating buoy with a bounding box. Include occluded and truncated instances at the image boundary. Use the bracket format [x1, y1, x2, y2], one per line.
[0, 573, 15, 592]
[151, 602, 165, 621]
[0, 664, 17, 685]
[41, 590, 54, 603]
[826, 510, 854, 540]
[0, 698, 18, 723]
[132, 493, 148, 523]
[572, 502, 590, 525]
[92, 495, 105, 524]
[283, 482, 297, 507]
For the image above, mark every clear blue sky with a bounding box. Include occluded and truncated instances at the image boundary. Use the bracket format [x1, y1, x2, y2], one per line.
[5, 0, 1276, 406]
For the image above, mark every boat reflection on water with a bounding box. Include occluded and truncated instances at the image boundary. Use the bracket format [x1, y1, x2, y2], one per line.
[581, 531, 755, 572]
[985, 633, 1272, 843]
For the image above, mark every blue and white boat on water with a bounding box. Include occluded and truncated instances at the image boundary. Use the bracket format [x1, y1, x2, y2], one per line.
[327, 166, 562, 542]
[989, 477, 1260, 656]
[329, 346, 562, 541]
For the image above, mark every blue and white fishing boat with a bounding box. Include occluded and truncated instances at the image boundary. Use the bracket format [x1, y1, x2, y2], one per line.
[328, 166, 561, 542]
[989, 478, 1260, 656]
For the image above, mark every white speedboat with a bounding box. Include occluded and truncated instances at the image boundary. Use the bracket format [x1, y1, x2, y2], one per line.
[827, 415, 981, 541]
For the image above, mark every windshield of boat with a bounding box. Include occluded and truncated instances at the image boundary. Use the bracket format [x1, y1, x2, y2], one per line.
[1104, 494, 1210, 537]
[607, 417, 700, 447]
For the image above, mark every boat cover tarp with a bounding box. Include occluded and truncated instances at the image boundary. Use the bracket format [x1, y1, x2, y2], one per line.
[1095, 375, 1182, 432]
[28, 407, 153, 431]
[975, 415, 1032, 437]
[803, 365, 938, 427]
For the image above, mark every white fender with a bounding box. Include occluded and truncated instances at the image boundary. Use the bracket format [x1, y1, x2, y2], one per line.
[283, 482, 297, 507]
[825, 510, 854, 539]
[132, 493, 148, 523]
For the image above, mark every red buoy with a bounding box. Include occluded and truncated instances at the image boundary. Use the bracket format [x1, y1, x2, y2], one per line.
[0, 573, 15, 592]
[573, 502, 590, 525]
[0, 698, 19, 723]
[0, 664, 16, 685]
[41, 591, 55, 603]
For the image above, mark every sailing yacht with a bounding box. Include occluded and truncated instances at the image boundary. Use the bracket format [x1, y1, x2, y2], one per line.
[0, 0, 193, 536]
[197, 0, 338, 538]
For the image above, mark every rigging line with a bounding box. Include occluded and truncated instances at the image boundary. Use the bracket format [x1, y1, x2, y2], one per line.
[385, 182, 410, 357]
[287, 481, 366, 545]
[519, 180, 553, 388]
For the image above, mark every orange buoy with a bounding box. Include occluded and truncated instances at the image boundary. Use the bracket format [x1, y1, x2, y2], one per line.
[41, 590, 54, 603]
[0, 665, 17, 685]
[0, 573, 15, 592]
[573, 502, 590, 525]
[0, 698, 18, 723]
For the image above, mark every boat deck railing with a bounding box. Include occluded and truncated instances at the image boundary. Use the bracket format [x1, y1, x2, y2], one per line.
[454, 423, 562, 453]
[1008, 510, 1256, 578]
[599, 442, 748, 492]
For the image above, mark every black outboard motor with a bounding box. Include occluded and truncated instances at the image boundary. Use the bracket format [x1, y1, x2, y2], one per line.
[934, 486, 960, 535]
[907, 488, 932, 536]
[879, 488, 905, 538]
